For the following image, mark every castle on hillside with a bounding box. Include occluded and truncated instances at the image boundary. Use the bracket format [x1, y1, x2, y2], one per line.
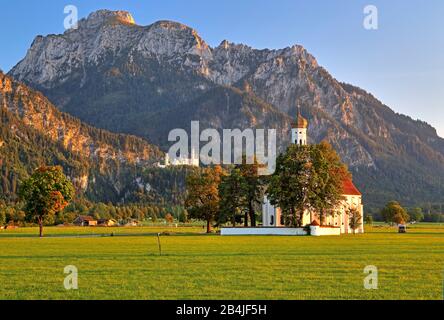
[261, 109, 364, 234]
[157, 148, 200, 168]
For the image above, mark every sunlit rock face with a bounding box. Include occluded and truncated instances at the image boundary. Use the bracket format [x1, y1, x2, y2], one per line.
[86, 10, 136, 26]
[0, 72, 160, 164]
[9, 10, 444, 206]
[0, 70, 165, 202]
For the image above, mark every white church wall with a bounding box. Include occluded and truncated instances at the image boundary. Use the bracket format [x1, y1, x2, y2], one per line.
[262, 196, 283, 227]
[221, 228, 307, 236]
[310, 226, 341, 236]
[301, 209, 315, 226]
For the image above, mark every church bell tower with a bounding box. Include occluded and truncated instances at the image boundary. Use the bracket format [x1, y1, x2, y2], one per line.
[291, 106, 308, 145]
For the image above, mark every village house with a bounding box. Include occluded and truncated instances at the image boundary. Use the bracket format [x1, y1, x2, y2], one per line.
[97, 219, 118, 227]
[73, 215, 98, 227]
[123, 219, 140, 227]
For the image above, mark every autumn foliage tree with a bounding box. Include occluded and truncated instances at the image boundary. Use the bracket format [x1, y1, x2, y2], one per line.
[267, 142, 350, 227]
[185, 166, 224, 233]
[165, 213, 174, 224]
[19, 166, 74, 237]
[381, 201, 410, 225]
[311, 141, 350, 225]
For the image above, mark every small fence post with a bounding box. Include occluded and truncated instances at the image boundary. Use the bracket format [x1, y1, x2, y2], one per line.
[157, 232, 162, 256]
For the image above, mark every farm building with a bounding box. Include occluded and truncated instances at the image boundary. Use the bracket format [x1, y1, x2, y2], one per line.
[73, 216, 98, 226]
[124, 219, 140, 227]
[97, 219, 118, 227]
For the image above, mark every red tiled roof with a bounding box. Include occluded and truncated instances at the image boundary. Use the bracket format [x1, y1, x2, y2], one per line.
[342, 178, 361, 196]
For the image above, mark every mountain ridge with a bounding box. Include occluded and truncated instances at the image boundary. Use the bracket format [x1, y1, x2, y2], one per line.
[8, 9, 444, 208]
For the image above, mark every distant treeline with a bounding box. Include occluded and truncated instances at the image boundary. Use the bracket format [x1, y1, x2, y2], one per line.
[0, 199, 188, 227]
[366, 205, 444, 223]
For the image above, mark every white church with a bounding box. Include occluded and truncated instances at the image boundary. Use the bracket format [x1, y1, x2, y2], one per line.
[222, 110, 364, 236]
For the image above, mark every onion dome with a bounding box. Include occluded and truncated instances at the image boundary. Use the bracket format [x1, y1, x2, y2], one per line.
[293, 107, 308, 128]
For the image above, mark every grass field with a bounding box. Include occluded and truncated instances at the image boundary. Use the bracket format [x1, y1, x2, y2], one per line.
[0, 224, 443, 300]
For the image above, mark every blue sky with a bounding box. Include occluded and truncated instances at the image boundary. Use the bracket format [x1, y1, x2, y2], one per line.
[1, 0, 443, 136]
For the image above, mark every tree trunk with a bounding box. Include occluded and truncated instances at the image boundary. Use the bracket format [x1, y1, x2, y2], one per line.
[38, 217, 43, 238]
[291, 208, 300, 228]
[244, 212, 249, 227]
[206, 219, 211, 233]
[249, 202, 256, 227]
[297, 211, 302, 227]
[288, 208, 293, 227]
[291, 208, 299, 227]
[250, 210, 256, 227]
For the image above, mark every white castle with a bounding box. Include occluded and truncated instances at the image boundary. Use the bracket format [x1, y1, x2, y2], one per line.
[261, 108, 364, 234]
[158, 148, 200, 168]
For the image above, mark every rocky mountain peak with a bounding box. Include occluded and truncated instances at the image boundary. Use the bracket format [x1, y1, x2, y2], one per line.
[10, 10, 322, 89]
[144, 20, 210, 54]
[219, 40, 230, 50]
[150, 20, 192, 31]
[82, 10, 136, 28]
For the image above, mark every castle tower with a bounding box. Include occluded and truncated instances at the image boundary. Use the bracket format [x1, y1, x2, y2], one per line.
[291, 106, 308, 145]
[190, 147, 200, 167]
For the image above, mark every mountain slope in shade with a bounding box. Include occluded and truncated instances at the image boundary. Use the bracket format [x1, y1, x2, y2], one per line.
[9, 9, 444, 208]
[0, 71, 165, 203]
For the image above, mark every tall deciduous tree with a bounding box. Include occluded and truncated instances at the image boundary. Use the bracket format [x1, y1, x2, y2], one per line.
[267, 144, 314, 227]
[19, 166, 74, 237]
[219, 167, 245, 227]
[409, 207, 424, 222]
[311, 141, 350, 225]
[267, 142, 350, 227]
[381, 201, 410, 225]
[185, 166, 224, 233]
[239, 159, 265, 227]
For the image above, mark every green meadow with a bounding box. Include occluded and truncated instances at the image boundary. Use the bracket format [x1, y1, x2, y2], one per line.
[0, 224, 443, 300]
